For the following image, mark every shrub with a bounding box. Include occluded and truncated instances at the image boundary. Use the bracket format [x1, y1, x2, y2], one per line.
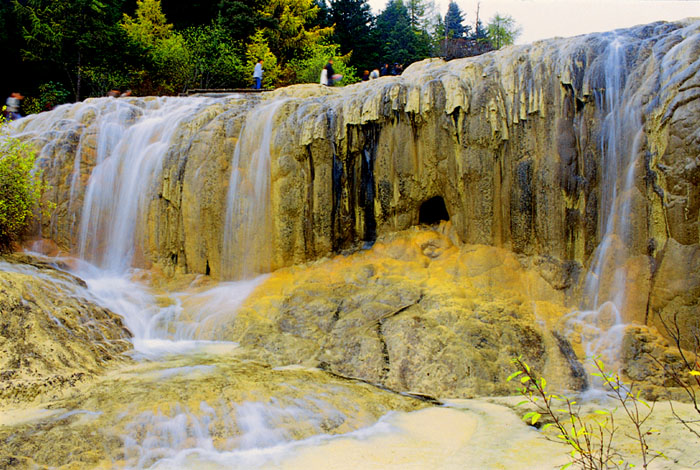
[508, 357, 663, 470]
[23, 82, 71, 115]
[288, 42, 359, 87]
[0, 117, 50, 251]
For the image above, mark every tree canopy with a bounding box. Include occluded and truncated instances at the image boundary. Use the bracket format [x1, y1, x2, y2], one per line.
[444, 1, 466, 39]
[329, 0, 376, 72]
[487, 13, 521, 49]
[1, 0, 521, 108]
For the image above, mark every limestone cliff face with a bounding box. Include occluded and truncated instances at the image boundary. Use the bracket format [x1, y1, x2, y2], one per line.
[14, 20, 700, 324]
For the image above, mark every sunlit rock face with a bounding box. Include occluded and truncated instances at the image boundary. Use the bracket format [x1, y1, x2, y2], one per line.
[226, 225, 579, 397]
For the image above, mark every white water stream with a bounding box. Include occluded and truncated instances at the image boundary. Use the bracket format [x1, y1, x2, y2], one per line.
[221, 99, 288, 279]
[563, 33, 649, 373]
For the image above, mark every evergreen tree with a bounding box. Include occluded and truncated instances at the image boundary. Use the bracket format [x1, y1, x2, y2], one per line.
[405, 0, 426, 31]
[486, 13, 521, 49]
[15, 0, 129, 100]
[216, 0, 268, 45]
[472, 17, 488, 41]
[329, 0, 376, 71]
[259, 0, 333, 65]
[311, 0, 333, 29]
[121, 0, 172, 47]
[444, 1, 465, 39]
[245, 29, 280, 88]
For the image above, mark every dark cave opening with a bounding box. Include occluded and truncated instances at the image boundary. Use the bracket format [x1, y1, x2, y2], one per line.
[419, 196, 450, 225]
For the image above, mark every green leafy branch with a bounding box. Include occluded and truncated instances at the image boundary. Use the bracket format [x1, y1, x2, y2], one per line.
[508, 356, 621, 470]
[0, 114, 53, 251]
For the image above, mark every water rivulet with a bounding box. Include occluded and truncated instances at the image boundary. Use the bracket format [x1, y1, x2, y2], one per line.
[2, 19, 700, 469]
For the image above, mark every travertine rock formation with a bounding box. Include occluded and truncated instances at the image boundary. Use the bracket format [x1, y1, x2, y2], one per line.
[0, 255, 131, 404]
[0, 356, 426, 469]
[8, 19, 700, 386]
[18, 21, 698, 291]
[226, 225, 578, 397]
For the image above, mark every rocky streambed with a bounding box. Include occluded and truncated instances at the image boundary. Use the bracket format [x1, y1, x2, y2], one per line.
[1, 227, 698, 469]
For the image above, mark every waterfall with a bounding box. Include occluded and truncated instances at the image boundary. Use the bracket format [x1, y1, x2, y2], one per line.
[221, 99, 287, 280]
[566, 34, 648, 371]
[76, 97, 220, 273]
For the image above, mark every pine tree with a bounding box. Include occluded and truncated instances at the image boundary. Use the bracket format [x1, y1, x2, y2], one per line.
[376, 0, 430, 66]
[216, 0, 268, 44]
[487, 13, 521, 49]
[329, 0, 377, 71]
[444, 1, 465, 39]
[405, 0, 426, 31]
[122, 0, 173, 47]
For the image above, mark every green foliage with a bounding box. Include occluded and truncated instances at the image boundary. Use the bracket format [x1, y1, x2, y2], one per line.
[329, 0, 377, 72]
[376, 0, 432, 65]
[444, 1, 466, 39]
[216, 0, 268, 44]
[15, 0, 128, 100]
[486, 13, 521, 49]
[246, 29, 281, 88]
[183, 23, 246, 90]
[5, 0, 511, 95]
[23, 82, 71, 115]
[121, 0, 187, 94]
[260, 0, 334, 63]
[288, 42, 359, 85]
[0, 117, 51, 251]
[121, 0, 173, 47]
[508, 357, 664, 470]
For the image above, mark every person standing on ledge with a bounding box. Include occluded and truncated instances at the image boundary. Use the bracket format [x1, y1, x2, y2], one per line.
[4, 92, 23, 120]
[325, 59, 342, 86]
[253, 59, 264, 90]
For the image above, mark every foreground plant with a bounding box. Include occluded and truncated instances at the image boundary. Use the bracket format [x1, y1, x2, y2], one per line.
[508, 357, 663, 469]
[651, 312, 700, 440]
[0, 114, 51, 250]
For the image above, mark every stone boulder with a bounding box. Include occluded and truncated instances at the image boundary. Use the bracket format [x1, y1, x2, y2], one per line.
[226, 225, 582, 397]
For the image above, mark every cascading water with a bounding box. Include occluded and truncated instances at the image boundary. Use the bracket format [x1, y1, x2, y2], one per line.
[10, 95, 277, 352]
[5, 20, 700, 469]
[77, 97, 222, 273]
[565, 34, 648, 373]
[221, 99, 288, 279]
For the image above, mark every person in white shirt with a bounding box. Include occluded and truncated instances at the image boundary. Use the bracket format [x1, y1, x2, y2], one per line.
[253, 59, 264, 89]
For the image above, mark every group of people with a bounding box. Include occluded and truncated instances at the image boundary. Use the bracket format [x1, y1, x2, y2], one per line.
[251, 58, 344, 90]
[107, 89, 132, 97]
[361, 63, 404, 81]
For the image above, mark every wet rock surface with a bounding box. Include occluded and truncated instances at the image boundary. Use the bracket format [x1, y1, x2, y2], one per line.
[227, 225, 577, 397]
[2, 19, 700, 469]
[14, 20, 698, 284]
[0, 356, 427, 469]
[0, 255, 132, 405]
